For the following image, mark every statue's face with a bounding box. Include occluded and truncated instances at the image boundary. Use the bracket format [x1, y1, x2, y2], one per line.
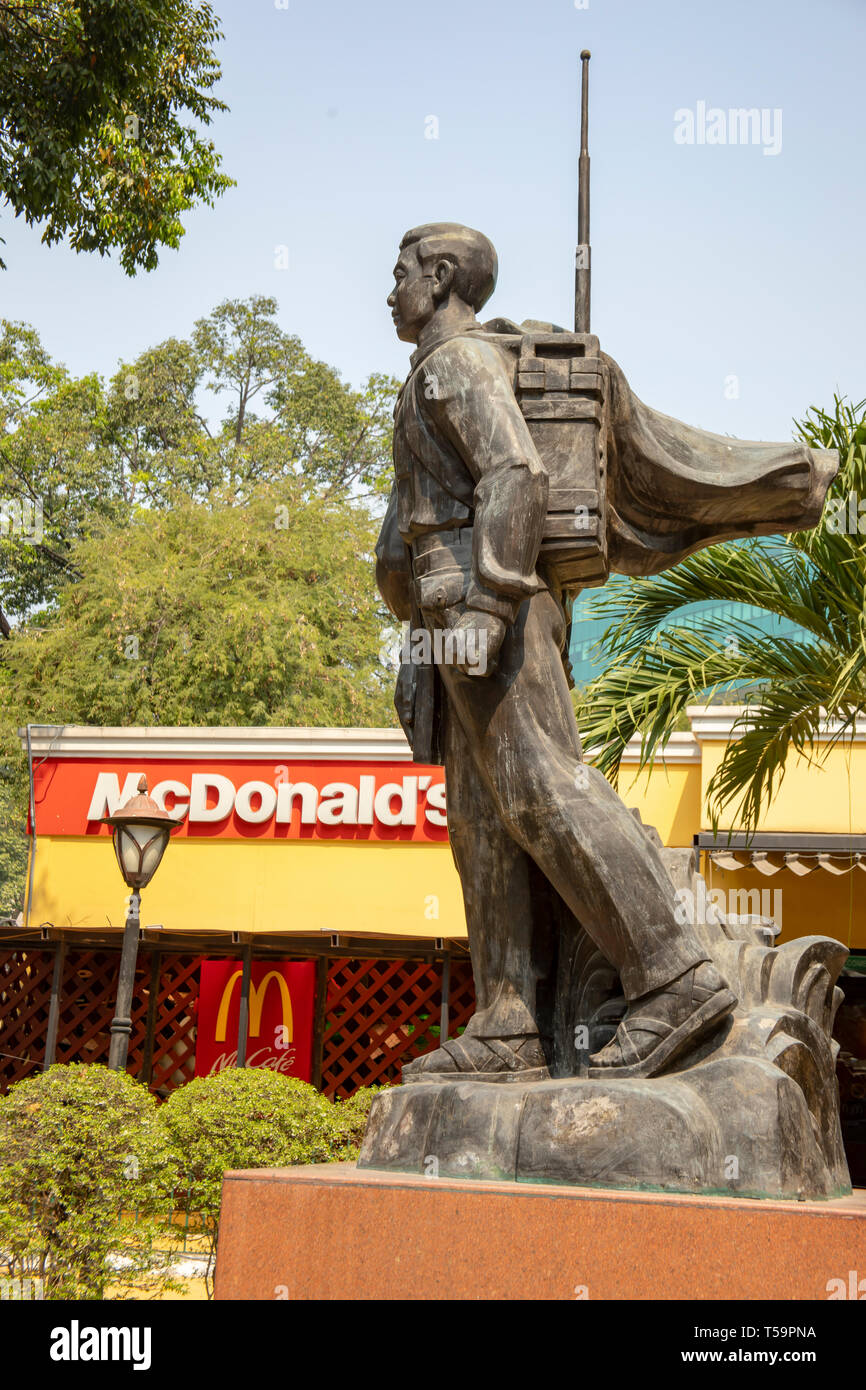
[387, 245, 437, 344]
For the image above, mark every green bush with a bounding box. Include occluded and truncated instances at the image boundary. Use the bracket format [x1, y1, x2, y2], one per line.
[330, 1083, 383, 1156]
[0, 1063, 384, 1300]
[0, 1064, 179, 1299]
[161, 1069, 380, 1295]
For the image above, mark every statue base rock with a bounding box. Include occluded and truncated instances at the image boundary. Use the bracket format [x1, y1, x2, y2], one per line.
[358, 1061, 847, 1200]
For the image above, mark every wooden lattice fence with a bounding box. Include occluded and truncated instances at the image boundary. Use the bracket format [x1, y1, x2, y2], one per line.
[321, 956, 476, 1098]
[0, 949, 58, 1086]
[0, 948, 475, 1098]
[138, 955, 202, 1094]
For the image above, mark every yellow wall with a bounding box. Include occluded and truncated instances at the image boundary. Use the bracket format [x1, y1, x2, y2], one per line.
[29, 836, 466, 941]
[698, 739, 866, 834]
[614, 763, 702, 847]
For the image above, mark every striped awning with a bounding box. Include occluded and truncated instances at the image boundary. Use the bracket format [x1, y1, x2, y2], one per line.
[695, 832, 866, 876]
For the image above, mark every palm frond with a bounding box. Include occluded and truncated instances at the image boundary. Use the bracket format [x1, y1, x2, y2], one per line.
[578, 620, 857, 829]
[585, 541, 851, 668]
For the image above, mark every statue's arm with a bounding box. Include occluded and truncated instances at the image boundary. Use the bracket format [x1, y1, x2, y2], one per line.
[426, 338, 548, 626]
[375, 485, 412, 621]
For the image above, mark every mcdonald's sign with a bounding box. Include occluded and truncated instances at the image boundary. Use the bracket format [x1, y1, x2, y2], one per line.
[194, 960, 316, 1079]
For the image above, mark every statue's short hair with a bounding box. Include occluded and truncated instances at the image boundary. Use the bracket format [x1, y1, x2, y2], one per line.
[399, 222, 497, 312]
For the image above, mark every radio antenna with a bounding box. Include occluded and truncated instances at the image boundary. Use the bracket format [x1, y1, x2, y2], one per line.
[574, 49, 591, 333]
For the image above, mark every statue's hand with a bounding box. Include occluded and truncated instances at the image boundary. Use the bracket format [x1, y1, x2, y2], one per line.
[450, 610, 506, 677]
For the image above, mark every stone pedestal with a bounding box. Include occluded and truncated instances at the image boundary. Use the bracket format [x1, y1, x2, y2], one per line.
[214, 1164, 866, 1301]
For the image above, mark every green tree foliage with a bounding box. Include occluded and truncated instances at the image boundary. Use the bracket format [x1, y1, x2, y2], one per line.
[3, 485, 395, 727]
[0, 0, 232, 272]
[0, 1063, 180, 1299]
[0, 300, 398, 634]
[0, 320, 123, 638]
[0, 749, 27, 919]
[108, 296, 397, 505]
[161, 1069, 379, 1295]
[575, 397, 866, 834]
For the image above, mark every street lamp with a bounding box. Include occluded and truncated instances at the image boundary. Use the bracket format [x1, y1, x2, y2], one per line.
[101, 775, 184, 1071]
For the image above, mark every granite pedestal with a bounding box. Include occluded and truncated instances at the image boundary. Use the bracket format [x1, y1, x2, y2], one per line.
[214, 1164, 866, 1301]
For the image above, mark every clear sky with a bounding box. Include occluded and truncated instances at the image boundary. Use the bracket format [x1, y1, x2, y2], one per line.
[1, 0, 863, 442]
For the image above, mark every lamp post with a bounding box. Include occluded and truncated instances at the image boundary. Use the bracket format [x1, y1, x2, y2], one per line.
[101, 776, 184, 1071]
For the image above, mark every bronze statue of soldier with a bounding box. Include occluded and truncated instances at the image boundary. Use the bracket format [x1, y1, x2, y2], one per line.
[375, 221, 835, 1085]
[362, 60, 847, 1198]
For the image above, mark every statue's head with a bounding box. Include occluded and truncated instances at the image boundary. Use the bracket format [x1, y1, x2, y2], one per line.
[388, 222, 498, 343]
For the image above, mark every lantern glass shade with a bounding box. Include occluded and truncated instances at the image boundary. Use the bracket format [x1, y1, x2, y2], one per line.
[112, 821, 171, 890]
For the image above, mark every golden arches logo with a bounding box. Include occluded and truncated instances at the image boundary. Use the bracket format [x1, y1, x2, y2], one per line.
[214, 970, 294, 1044]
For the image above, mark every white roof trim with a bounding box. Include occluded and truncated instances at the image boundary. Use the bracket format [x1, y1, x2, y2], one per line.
[586, 731, 700, 766]
[19, 725, 415, 761]
[20, 723, 702, 767]
[687, 705, 866, 742]
[22, 708, 863, 761]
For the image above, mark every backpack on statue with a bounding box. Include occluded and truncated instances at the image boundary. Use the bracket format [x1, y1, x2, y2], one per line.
[478, 322, 610, 596]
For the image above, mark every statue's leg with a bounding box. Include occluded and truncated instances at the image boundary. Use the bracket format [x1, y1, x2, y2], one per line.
[437, 587, 735, 1078]
[446, 697, 558, 1043]
[402, 696, 555, 1080]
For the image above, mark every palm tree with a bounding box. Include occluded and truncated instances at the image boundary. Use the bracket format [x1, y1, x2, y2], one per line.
[575, 397, 866, 833]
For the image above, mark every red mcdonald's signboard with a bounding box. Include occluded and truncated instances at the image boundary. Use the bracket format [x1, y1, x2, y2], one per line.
[194, 960, 316, 1079]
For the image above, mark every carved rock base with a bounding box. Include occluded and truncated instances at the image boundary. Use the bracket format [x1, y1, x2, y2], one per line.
[358, 1054, 851, 1200]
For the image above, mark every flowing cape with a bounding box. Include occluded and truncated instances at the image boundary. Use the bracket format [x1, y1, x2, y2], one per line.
[601, 351, 838, 576]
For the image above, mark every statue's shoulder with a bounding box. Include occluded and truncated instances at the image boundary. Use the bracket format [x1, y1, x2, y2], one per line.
[421, 331, 517, 395]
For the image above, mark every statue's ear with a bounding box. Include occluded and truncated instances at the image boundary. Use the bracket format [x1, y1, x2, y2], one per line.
[431, 258, 456, 301]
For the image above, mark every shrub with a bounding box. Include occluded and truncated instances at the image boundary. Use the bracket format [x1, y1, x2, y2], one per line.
[161, 1069, 377, 1295]
[329, 1084, 384, 1157]
[0, 1064, 179, 1300]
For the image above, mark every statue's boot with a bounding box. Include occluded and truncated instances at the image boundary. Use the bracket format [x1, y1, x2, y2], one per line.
[402, 1033, 550, 1083]
[588, 961, 735, 1080]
